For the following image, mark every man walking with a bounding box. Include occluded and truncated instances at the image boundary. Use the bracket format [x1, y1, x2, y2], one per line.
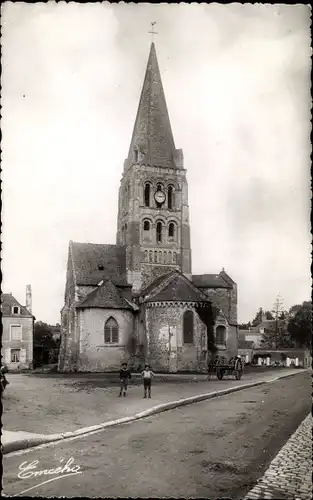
[119, 362, 131, 397]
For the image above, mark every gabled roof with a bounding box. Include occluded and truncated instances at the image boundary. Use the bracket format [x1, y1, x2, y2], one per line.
[125, 43, 180, 170]
[192, 273, 231, 289]
[1, 293, 33, 318]
[70, 241, 127, 286]
[143, 271, 210, 304]
[76, 280, 134, 310]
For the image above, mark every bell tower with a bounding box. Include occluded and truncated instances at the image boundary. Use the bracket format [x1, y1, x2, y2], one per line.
[116, 42, 192, 292]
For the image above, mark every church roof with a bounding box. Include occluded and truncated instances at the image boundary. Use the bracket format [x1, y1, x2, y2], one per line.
[192, 273, 232, 289]
[125, 43, 180, 170]
[70, 241, 127, 286]
[1, 293, 33, 317]
[143, 271, 211, 304]
[76, 280, 134, 310]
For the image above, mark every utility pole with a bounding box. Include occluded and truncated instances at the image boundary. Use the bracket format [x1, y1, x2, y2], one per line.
[271, 294, 285, 348]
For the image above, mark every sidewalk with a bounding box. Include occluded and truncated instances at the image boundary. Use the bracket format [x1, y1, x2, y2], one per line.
[244, 413, 312, 500]
[2, 369, 309, 455]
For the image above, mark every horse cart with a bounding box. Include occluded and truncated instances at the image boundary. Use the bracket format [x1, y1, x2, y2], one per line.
[207, 356, 243, 381]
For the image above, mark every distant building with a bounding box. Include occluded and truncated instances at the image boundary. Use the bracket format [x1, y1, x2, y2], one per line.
[238, 340, 255, 363]
[1, 286, 35, 370]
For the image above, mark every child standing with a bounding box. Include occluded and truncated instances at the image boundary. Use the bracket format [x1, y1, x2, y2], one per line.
[119, 363, 131, 397]
[141, 364, 155, 398]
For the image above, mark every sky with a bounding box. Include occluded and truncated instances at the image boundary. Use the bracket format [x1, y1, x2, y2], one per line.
[1, 2, 311, 324]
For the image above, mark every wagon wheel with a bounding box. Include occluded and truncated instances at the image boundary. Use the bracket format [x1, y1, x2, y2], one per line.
[216, 369, 224, 380]
[235, 359, 243, 380]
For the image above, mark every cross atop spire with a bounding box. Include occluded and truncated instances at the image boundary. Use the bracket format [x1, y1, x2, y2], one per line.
[148, 21, 158, 42]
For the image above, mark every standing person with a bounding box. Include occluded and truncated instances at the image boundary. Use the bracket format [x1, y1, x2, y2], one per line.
[119, 362, 131, 397]
[141, 364, 154, 398]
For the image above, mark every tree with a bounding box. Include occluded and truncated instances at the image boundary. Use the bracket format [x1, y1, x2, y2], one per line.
[287, 301, 312, 349]
[260, 319, 293, 349]
[34, 322, 60, 366]
[251, 308, 274, 326]
[238, 321, 251, 330]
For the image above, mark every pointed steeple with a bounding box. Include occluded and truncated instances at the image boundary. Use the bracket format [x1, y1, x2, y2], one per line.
[125, 43, 183, 171]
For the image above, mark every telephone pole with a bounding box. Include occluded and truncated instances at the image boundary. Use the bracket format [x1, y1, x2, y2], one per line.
[271, 294, 285, 348]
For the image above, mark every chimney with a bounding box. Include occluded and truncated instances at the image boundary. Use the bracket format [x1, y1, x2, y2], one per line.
[26, 284, 32, 314]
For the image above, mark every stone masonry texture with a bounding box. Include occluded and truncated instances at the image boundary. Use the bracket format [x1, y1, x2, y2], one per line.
[244, 413, 312, 500]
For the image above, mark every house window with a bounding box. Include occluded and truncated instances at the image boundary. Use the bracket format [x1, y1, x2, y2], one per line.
[12, 306, 20, 315]
[104, 317, 119, 344]
[11, 325, 22, 341]
[168, 222, 175, 239]
[144, 183, 151, 207]
[156, 222, 162, 243]
[216, 325, 226, 346]
[168, 186, 174, 209]
[183, 310, 194, 344]
[11, 348, 20, 363]
[143, 220, 150, 231]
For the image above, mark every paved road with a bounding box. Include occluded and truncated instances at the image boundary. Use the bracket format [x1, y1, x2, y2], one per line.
[3, 372, 310, 498]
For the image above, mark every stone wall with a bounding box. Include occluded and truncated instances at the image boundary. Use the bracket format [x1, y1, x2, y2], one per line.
[77, 308, 134, 371]
[145, 303, 207, 372]
[202, 286, 237, 325]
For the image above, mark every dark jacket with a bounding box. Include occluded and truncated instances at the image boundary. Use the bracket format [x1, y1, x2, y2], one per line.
[120, 368, 131, 380]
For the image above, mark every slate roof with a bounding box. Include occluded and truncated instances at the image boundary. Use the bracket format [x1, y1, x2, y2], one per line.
[1, 293, 33, 317]
[144, 271, 210, 304]
[70, 241, 127, 286]
[192, 273, 231, 289]
[76, 280, 134, 310]
[125, 43, 179, 170]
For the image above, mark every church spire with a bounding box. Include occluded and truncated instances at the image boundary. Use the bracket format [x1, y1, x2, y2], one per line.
[125, 42, 182, 170]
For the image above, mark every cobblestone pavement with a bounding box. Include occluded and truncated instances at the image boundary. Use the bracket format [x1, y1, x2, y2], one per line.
[244, 413, 312, 500]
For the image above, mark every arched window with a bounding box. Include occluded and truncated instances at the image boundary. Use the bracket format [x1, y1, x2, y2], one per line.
[216, 326, 226, 346]
[154, 251, 157, 263]
[168, 251, 172, 263]
[149, 251, 153, 263]
[156, 222, 162, 243]
[173, 252, 176, 263]
[144, 250, 148, 262]
[143, 220, 150, 231]
[183, 310, 194, 344]
[157, 183, 163, 191]
[168, 222, 175, 239]
[164, 251, 167, 264]
[144, 183, 151, 207]
[104, 317, 119, 344]
[168, 186, 174, 209]
[159, 251, 162, 263]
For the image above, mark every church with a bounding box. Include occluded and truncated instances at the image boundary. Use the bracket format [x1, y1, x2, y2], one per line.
[58, 42, 238, 373]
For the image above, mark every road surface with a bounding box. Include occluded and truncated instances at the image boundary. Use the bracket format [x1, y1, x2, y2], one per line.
[3, 371, 310, 498]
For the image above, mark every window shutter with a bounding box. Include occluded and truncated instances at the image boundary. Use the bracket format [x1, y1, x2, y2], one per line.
[4, 348, 11, 364]
[20, 348, 27, 363]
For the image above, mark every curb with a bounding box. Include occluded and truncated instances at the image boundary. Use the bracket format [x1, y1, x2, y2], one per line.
[2, 370, 306, 455]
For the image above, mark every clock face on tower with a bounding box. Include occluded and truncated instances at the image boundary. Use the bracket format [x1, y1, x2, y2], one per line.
[154, 190, 166, 205]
